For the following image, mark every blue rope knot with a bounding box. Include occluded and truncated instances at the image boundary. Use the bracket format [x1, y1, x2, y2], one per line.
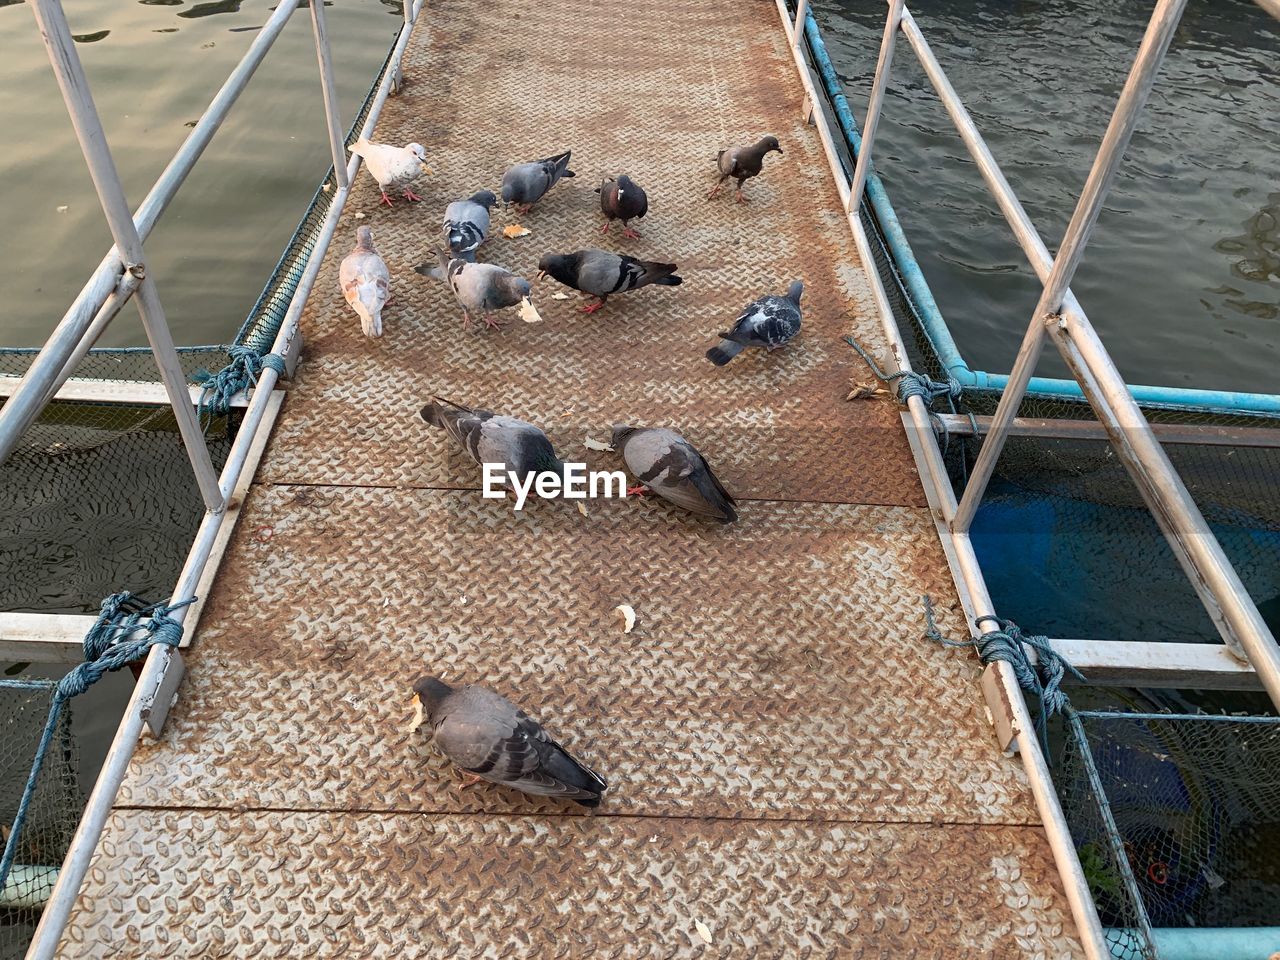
[195, 345, 286, 422]
[921, 596, 1084, 758]
[0, 591, 195, 892]
[844, 336, 962, 409]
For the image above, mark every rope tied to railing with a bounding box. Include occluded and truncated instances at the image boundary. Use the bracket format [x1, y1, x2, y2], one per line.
[921, 595, 1084, 758]
[844, 335, 962, 407]
[0, 592, 194, 893]
[194, 345, 286, 424]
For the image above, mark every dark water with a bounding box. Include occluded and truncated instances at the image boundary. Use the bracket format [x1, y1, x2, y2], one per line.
[1, 0, 405, 350]
[820, 0, 1280, 394]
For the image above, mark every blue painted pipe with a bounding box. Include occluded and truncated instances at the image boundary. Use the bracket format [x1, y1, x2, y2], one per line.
[799, 7, 1280, 417]
[1108, 927, 1280, 960]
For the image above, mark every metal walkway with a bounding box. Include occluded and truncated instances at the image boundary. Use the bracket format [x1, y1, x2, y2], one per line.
[54, 0, 1082, 954]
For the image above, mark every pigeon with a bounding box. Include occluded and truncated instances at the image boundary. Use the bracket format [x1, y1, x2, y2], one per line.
[443, 190, 498, 262]
[537, 249, 681, 313]
[708, 135, 782, 202]
[411, 677, 607, 807]
[415, 250, 531, 330]
[419, 397, 566, 489]
[500, 151, 575, 213]
[596, 174, 648, 239]
[610, 425, 738, 523]
[349, 136, 432, 206]
[339, 226, 391, 338]
[707, 280, 803, 365]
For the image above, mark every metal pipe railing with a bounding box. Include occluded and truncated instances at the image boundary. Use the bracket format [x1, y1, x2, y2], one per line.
[772, 4, 1112, 957]
[23, 0, 225, 512]
[0, 0, 300, 458]
[309, 0, 350, 192]
[24, 3, 425, 952]
[846, 0, 904, 215]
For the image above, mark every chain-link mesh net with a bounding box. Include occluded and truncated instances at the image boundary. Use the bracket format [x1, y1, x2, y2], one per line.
[1056, 710, 1280, 959]
[0, 681, 81, 960]
[0, 398, 233, 615]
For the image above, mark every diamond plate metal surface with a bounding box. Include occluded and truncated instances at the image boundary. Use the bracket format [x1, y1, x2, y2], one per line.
[114, 485, 1035, 824]
[257, 0, 921, 507]
[62, 810, 1080, 959]
[52, 0, 1087, 954]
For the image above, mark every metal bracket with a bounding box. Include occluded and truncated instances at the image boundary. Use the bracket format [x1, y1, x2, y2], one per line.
[140, 646, 186, 737]
[981, 662, 1021, 754]
[282, 328, 304, 380]
[801, 95, 815, 126]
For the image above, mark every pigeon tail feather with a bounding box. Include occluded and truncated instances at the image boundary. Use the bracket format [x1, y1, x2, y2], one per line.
[707, 341, 744, 366]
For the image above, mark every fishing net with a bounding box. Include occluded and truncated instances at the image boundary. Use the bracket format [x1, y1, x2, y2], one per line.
[0, 681, 82, 960]
[1057, 710, 1280, 959]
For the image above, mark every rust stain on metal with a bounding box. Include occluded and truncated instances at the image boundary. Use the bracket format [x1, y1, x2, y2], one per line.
[62, 810, 1081, 959]
[56, 0, 1085, 955]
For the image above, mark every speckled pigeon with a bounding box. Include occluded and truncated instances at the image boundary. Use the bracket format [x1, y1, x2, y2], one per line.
[443, 190, 497, 262]
[339, 226, 390, 338]
[707, 280, 803, 365]
[500, 151, 575, 213]
[419, 397, 565, 486]
[610, 425, 738, 523]
[537, 249, 681, 313]
[596, 174, 648, 238]
[708, 135, 782, 202]
[411, 676, 607, 807]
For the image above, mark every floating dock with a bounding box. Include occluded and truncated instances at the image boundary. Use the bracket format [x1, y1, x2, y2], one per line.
[52, 0, 1084, 954]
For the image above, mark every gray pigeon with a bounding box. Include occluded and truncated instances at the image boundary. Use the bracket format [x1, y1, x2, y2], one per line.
[537, 249, 681, 313]
[415, 250, 531, 330]
[610, 425, 738, 523]
[500, 151, 575, 213]
[595, 174, 648, 238]
[707, 280, 803, 365]
[420, 397, 565, 488]
[412, 677, 607, 807]
[443, 190, 498, 262]
[708, 135, 782, 202]
[339, 226, 390, 338]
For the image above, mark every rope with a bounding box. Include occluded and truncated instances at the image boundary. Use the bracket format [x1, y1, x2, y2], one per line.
[194, 345, 286, 423]
[921, 595, 1084, 758]
[844, 336, 962, 408]
[0, 592, 194, 893]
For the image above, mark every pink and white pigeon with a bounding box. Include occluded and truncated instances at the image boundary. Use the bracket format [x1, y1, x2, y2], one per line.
[339, 226, 390, 338]
[349, 136, 432, 206]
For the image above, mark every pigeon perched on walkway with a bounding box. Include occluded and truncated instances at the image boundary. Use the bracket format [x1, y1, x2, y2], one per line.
[411, 677, 607, 807]
[339, 226, 391, 338]
[610, 425, 738, 523]
[415, 250, 531, 330]
[708, 135, 782, 202]
[349, 137, 432, 205]
[596, 174, 648, 238]
[419, 397, 565, 487]
[537, 249, 681, 313]
[707, 280, 803, 365]
[443, 190, 497, 262]
[500, 151, 575, 213]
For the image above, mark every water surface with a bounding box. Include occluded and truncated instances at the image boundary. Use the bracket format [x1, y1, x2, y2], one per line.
[821, 0, 1279, 394]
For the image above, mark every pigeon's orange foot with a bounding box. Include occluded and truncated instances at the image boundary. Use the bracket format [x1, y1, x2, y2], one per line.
[379, 190, 394, 207]
[581, 299, 606, 314]
[461, 311, 473, 331]
[482, 312, 509, 331]
[706, 184, 723, 200]
[402, 188, 425, 202]
[599, 221, 611, 234]
[626, 485, 649, 497]
[735, 189, 749, 204]
[456, 770, 485, 791]
[622, 226, 641, 239]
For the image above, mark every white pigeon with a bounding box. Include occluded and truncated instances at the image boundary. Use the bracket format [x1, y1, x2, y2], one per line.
[349, 136, 432, 206]
[339, 226, 390, 337]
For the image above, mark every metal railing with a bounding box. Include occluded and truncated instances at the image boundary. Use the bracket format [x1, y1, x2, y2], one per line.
[773, 1, 1280, 958]
[0, 0, 425, 954]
